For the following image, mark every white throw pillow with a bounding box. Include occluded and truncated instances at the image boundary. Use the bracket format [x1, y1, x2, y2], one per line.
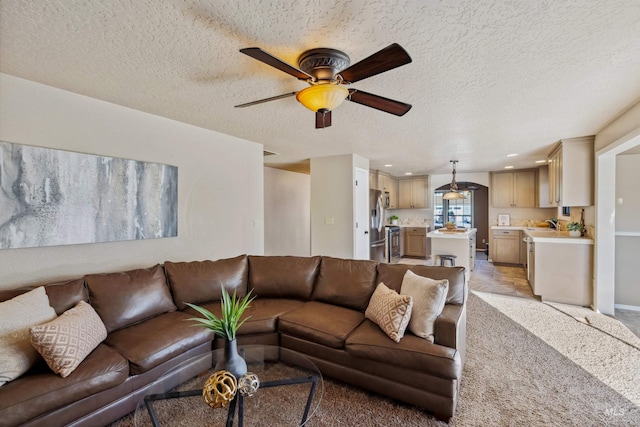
[0, 287, 57, 386]
[365, 282, 413, 343]
[400, 270, 449, 342]
[30, 300, 107, 378]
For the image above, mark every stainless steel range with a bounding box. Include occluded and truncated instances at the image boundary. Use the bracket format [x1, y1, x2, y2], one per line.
[386, 225, 401, 263]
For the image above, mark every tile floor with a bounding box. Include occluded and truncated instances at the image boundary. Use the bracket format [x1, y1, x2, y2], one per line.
[398, 252, 640, 337]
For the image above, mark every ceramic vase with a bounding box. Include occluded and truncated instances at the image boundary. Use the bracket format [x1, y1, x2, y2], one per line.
[215, 338, 247, 378]
[569, 230, 581, 237]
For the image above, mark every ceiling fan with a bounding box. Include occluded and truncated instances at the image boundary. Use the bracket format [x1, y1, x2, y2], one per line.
[235, 43, 412, 128]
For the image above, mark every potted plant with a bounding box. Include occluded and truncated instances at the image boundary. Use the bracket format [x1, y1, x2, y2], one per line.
[185, 287, 255, 377]
[566, 222, 584, 237]
[389, 215, 399, 225]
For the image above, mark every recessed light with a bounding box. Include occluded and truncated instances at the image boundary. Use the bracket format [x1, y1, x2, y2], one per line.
[507, 153, 518, 157]
[405, 172, 413, 175]
[504, 165, 514, 169]
[535, 160, 547, 164]
[384, 164, 393, 167]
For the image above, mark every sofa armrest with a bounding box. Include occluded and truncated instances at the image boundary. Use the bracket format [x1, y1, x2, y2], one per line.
[434, 303, 467, 364]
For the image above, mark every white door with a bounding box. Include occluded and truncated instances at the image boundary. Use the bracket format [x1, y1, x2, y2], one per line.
[355, 167, 370, 260]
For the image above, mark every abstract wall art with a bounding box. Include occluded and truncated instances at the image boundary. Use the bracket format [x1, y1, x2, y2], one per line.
[0, 141, 177, 249]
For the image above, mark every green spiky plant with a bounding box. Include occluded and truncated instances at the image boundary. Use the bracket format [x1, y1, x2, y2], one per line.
[185, 288, 255, 340]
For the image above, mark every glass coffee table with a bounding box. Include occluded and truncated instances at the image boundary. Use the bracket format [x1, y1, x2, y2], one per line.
[134, 345, 322, 427]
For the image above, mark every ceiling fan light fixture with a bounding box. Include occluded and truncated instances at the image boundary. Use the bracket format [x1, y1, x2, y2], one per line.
[296, 84, 349, 113]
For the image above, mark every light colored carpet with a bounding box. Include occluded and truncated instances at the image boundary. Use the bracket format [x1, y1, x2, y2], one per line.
[474, 291, 640, 407]
[111, 292, 639, 426]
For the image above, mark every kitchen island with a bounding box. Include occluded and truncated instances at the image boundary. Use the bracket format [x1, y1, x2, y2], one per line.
[427, 228, 477, 280]
[522, 228, 594, 306]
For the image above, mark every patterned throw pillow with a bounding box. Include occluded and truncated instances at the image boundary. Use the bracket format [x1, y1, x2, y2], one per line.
[30, 300, 107, 378]
[365, 282, 413, 343]
[400, 270, 449, 342]
[0, 287, 57, 386]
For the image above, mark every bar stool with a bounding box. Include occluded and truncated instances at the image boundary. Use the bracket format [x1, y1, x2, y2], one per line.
[439, 255, 457, 267]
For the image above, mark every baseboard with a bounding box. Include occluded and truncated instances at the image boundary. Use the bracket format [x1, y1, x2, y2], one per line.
[615, 304, 640, 312]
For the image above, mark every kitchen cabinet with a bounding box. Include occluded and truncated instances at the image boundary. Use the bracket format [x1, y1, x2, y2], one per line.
[519, 231, 527, 266]
[491, 170, 536, 208]
[398, 176, 428, 209]
[537, 165, 552, 208]
[369, 170, 376, 189]
[548, 136, 594, 207]
[492, 229, 520, 264]
[377, 172, 398, 208]
[469, 232, 477, 271]
[404, 227, 426, 257]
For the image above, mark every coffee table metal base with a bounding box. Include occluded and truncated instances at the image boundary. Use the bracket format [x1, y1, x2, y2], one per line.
[143, 373, 319, 427]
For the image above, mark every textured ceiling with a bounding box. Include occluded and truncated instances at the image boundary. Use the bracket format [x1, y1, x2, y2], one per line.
[1, 1, 639, 176]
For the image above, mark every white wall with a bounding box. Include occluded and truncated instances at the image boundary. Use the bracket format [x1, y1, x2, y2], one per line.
[614, 154, 640, 308]
[0, 74, 264, 290]
[310, 154, 368, 258]
[264, 167, 310, 256]
[593, 98, 640, 314]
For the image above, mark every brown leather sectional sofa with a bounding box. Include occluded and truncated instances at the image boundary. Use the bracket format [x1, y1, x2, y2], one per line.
[0, 255, 467, 426]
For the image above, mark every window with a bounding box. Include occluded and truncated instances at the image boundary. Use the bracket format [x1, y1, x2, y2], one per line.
[434, 191, 473, 229]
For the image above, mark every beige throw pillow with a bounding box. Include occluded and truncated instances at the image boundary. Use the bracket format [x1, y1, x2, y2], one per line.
[30, 300, 107, 378]
[0, 287, 58, 386]
[365, 282, 413, 343]
[400, 270, 449, 342]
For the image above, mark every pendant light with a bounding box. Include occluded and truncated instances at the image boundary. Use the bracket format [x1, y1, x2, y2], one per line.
[442, 160, 466, 200]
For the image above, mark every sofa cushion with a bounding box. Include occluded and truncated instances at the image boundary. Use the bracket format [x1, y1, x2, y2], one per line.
[248, 255, 320, 299]
[312, 257, 378, 311]
[0, 344, 128, 427]
[183, 298, 304, 336]
[376, 263, 466, 304]
[0, 287, 58, 387]
[279, 301, 365, 349]
[346, 320, 461, 380]
[105, 311, 213, 375]
[44, 278, 88, 315]
[365, 283, 413, 343]
[400, 270, 449, 342]
[30, 301, 108, 378]
[165, 255, 249, 310]
[85, 264, 176, 333]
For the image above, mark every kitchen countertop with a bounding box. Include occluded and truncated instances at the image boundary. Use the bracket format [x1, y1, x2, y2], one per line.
[428, 228, 477, 239]
[492, 226, 594, 245]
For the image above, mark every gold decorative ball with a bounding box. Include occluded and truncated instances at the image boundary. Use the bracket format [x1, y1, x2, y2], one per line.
[202, 370, 237, 408]
[238, 372, 260, 397]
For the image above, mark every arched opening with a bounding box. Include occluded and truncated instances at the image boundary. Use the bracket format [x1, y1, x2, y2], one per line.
[434, 182, 489, 252]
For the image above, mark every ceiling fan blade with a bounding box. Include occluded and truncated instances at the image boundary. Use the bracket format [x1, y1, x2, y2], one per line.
[235, 92, 297, 108]
[347, 89, 412, 116]
[316, 111, 332, 129]
[338, 43, 412, 84]
[240, 48, 313, 80]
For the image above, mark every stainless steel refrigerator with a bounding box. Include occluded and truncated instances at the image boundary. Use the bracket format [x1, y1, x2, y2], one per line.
[369, 189, 386, 262]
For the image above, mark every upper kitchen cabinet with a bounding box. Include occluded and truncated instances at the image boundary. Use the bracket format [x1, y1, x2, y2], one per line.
[548, 136, 594, 207]
[369, 170, 377, 189]
[491, 170, 537, 208]
[537, 165, 552, 208]
[398, 176, 429, 209]
[377, 171, 398, 208]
